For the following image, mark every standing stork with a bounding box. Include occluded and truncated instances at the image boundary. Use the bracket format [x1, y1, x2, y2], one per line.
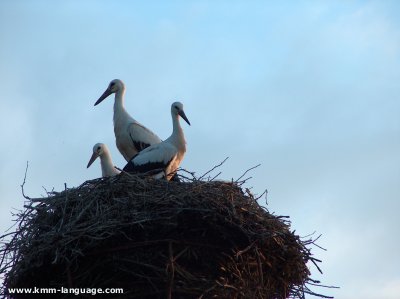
[123, 102, 190, 180]
[87, 143, 121, 177]
[94, 79, 161, 161]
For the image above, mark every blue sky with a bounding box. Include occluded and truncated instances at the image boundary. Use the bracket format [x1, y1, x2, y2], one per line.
[1, 1, 399, 298]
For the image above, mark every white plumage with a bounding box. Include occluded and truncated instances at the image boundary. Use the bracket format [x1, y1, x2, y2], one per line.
[87, 143, 121, 177]
[94, 79, 161, 161]
[123, 102, 190, 180]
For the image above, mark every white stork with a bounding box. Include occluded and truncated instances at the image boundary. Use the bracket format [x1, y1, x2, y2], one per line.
[87, 143, 121, 177]
[94, 79, 161, 161]
[123, 102, 190, 180]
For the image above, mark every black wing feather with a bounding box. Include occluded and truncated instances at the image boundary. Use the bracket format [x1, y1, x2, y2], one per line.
[129, 132, 151, 152]
[123, 158, 173, 175]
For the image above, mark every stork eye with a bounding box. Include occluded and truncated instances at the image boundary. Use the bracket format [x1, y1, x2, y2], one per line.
[97, 146, 101, 150]
[110, 82, 115, 87]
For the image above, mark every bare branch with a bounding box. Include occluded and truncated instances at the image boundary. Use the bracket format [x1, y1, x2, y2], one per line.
[255, 188, 268, 205]
[20, 161, 31, 200]
[198, 157, 229, 180]
[235, 164, 261, 183]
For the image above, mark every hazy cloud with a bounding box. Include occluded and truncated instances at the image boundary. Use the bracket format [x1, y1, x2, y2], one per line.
[1, 2, 399, 297]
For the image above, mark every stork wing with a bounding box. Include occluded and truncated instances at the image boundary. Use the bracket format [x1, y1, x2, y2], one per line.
[127, 122, 162, 152]
[123, 143, 177, 174]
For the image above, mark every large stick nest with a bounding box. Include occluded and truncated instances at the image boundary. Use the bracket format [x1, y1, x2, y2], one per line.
[0, 173, 330, 298]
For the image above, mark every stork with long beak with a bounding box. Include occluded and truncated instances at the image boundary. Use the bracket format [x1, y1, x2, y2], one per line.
[123, 102, 190, 180]
[87, 143, 121, 177]
[94, 79, 162, 161]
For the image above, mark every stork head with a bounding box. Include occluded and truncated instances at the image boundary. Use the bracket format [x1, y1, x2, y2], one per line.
[94, 79, 125, 106]
[172, 102, 190, 125]
[87, 143, 107, 168]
